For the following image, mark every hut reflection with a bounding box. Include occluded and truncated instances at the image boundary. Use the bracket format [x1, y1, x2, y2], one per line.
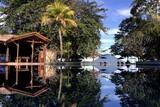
[38, 65, 57, 80]
[0, 65, 55, 97]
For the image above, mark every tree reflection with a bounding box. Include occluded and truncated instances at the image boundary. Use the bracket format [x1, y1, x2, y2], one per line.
[0, 67, 103, 107]
[59, 68, 102, 107]
[111, 69, 160, 107]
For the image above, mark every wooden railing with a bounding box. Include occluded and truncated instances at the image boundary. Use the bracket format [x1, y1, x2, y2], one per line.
[15, 56, 30, 71]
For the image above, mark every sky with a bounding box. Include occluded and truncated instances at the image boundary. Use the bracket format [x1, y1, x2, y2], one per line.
[96, 0, 133, 52]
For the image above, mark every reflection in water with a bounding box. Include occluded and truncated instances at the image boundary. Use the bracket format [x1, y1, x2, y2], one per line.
[111, 68, 160, 107]
[86, 65, 160, 107]
[55, 68, 104, 107]
[0, 66, 48, 97]
[0, 64, 159, 107]
[0, 65, 104, 107]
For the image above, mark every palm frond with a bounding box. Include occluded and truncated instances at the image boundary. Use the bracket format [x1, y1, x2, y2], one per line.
[41, 1, 77, 28]
[64, 19, 77, 27]
[41, 15, 51, 25]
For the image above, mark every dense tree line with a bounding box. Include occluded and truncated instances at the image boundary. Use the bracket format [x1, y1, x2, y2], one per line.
[0, 0, 106, 58]
[111, 0, 160, 60]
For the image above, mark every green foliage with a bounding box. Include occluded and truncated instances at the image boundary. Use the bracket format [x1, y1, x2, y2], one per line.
[0, 0, 53, 33]
[0, 0, 106, 58]
[111, 0, 160, 59]
[41, 0, 77, 61]
[65, 0, 106, 57]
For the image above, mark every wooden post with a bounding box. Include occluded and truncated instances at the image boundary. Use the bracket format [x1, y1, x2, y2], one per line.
[30, 40, 34, 88]
[30, 65, 33, 89]
[16, 43, 19, 85]
[5, 66, 9, 81]
[6, 46, 9, 62]
[43, 44, 47, 80]
[5, 46, 9, 81]
[16, 43, 19, 63]
[31, 40, 34, 63]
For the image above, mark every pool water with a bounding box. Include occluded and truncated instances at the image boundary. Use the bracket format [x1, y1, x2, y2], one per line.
[0, 65, 159, 107]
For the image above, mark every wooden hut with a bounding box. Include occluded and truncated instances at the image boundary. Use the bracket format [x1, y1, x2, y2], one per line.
[0, 32, 57, 85]
[0, 32, 49, 66]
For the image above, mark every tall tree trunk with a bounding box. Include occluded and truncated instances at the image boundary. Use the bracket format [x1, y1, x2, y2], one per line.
[59, 29, 63, 62]
[58, 29, 63, 101]
[58, 68, 63, 100]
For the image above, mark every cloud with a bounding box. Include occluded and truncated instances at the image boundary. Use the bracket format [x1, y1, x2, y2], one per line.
[117, 8, 131, 17]
[107, 28, 119, 35]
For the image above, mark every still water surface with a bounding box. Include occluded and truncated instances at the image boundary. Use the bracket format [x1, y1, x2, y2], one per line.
[0, 65, 159, 107]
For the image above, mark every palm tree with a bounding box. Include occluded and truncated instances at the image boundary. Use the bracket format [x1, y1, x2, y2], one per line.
[41, 0, 77, 61]
[41, 0, 77, 101]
